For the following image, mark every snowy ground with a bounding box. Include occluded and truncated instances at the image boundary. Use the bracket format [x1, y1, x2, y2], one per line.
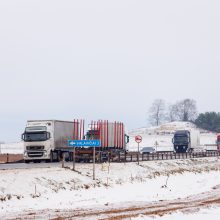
[0, 142, 23, 154]
[1, 157, 220, 219]
[132, 208, 220, 220]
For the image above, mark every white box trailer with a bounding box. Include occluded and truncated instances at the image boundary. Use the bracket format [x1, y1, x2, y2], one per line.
[22, 120, 75, 162]
[189, 129, 200, 148]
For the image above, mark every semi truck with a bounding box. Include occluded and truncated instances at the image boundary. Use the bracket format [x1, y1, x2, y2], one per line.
[22, 120, 76, 163]
[22, 119, 129, 163]
[172, 129, 200, 153]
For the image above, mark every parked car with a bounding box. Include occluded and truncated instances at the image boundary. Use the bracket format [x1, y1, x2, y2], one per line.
[140, 147, 156, 154]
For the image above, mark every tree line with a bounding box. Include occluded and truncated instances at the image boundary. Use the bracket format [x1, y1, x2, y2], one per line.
[148, 99, 220, 133]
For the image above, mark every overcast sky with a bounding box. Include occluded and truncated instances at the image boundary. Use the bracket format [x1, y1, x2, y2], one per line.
[0, 0, 219, 142]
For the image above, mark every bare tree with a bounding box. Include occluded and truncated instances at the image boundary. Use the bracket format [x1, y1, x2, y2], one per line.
[173, 99, 198, 121]
[166, 104, 178, 122]
[148, 99, 166, 126]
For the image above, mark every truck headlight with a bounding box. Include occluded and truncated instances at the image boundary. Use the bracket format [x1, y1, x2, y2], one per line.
[44, 152, 47, 157]
[24, 151, 27, 157]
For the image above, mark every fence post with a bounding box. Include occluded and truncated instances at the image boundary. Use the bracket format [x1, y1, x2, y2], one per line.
[61, 153, 64, 168]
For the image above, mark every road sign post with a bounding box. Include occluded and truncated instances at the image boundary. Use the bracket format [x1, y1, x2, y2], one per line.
[93, 147, 95, 180]
[68, 140, 101, 178]
[73, 147, 76, 171]
[135, 135, 142, 165]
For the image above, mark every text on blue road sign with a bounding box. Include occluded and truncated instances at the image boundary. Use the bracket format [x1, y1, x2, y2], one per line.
[68, 140, 101, 147]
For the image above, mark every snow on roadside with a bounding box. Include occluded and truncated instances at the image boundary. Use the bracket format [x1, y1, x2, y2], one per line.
[132, 207, 220, 220]
[0, 142, 24, 154]
[1, 157, 220, 218]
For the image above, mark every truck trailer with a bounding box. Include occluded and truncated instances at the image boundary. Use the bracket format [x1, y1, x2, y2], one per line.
[75, 120, 129, 162]
[172, 129, 200, 153]
[22, 120, 76, 163]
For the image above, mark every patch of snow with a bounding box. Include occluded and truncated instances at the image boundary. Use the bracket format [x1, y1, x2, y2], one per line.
[0, 142, 24, 154]
[132, 207, 220, 220]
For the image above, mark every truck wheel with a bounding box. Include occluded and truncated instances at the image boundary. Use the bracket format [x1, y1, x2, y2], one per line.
[46, 151, 54, 163]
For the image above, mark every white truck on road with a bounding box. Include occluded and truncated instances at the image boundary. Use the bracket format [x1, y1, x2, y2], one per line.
[22, 120, 74, 163]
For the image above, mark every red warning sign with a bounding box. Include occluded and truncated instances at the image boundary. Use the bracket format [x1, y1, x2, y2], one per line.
[135, 135, 142, 143]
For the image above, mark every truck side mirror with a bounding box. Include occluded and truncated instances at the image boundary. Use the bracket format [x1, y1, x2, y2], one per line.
[172, 138, 174, 144]
[21, 133, 25, 141]
[125, 135, 129, 144]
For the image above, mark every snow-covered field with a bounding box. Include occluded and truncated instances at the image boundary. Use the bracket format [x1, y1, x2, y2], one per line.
[0, 142, 24, 154]
[1, 157, 220, 219]
[132, 207, 220, 220]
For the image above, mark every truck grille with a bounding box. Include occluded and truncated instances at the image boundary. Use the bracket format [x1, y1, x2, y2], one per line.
[27, 152, 44, 158]
[26, 146, 44, 150]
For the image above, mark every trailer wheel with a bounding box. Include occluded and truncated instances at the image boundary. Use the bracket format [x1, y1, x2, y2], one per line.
[24, 160, 30, 163]
[49, 151, 54, 162]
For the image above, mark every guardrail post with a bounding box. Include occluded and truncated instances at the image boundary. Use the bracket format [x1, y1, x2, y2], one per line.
[62, 153, 64, 168]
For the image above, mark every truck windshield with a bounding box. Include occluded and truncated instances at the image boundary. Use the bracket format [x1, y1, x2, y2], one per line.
[23, 132, 48, 142]
[174, 136, 189, 143]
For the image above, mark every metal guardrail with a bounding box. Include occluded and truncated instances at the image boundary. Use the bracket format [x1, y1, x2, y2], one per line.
[106, 151, 220, 163]
[1, 151, 219, 164]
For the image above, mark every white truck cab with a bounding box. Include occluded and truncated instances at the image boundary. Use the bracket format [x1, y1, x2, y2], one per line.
[22, 120, 74, 163]
[22, 121, 53, 162]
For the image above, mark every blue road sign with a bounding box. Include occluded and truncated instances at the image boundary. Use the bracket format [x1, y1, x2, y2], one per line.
[68, 140, 101, 147]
